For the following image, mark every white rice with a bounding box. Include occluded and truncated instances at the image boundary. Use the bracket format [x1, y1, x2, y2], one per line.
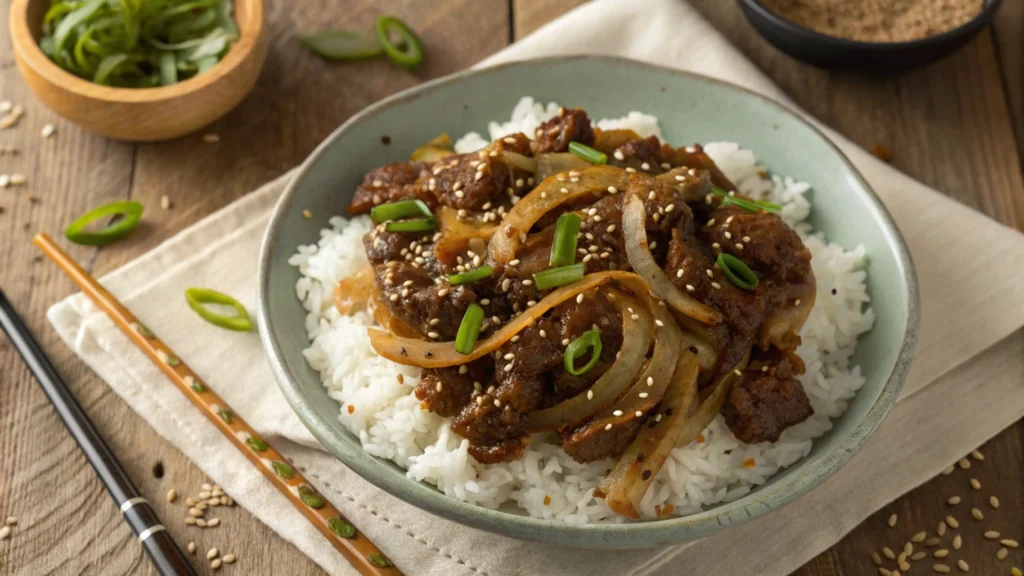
[290, 97, 874, 523]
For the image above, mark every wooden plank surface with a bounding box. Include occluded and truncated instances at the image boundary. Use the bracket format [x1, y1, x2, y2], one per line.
[1, 1, 1023, 575]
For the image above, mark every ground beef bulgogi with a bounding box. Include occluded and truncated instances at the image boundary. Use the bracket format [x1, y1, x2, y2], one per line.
[344, 107, 816, 467]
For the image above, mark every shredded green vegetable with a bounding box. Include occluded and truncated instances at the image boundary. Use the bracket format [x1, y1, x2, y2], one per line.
[40, 0, 238, 88]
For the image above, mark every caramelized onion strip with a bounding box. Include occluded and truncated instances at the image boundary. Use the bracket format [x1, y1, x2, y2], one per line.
[368, 270, 639, 368]
[528, 287, 653, 431]
[621, 193, 722, 325]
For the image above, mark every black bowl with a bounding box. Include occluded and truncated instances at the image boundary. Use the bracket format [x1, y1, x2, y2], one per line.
[739, 0, 1003, 71]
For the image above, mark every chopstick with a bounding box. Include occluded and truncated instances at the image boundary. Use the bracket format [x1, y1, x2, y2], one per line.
[34, 233, 402, 576]
[0, 288, 197, 576]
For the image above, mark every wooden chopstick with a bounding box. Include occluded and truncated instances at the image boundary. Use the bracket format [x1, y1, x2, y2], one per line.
[0, 287, 197, 576]
[34, 233, 402, 576]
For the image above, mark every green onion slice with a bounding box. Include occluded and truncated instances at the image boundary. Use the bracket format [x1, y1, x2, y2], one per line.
[368, 554, 394, 568]
[328, 517, 357, 539]
[448, 266, 492, 286]
[65, 201, 144, 246]
[455, 303, 485, 355]
[532, 263, 585, 291]
[370, 199, 433, 223]
[385, 218, 437, 233]
[550, 212, 581, 267]
[301, 30, 383, 61]
[185, 288, 253, 331]
[374, 16, 424, 70]
[246, 437, 269, 452]
[568, 141, 608, 165]
[710, 185, 781, 214]
[563, 329, 602, 376]
[271, 461, 294, 479]
[298, 485, 326, 509]
[717, 253, 759, 290]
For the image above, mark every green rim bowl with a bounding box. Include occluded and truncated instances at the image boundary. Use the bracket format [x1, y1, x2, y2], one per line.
[257, 55, 919, 549]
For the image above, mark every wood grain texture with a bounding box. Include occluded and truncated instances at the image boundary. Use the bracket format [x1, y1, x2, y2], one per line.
[2, 1, 1023, 575]
[9, 0, 270, 142]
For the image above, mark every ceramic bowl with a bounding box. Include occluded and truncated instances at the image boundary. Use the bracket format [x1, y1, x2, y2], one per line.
[739, 0, 1003, 70]
[257, 55, 918, 549]
[8, 0, 268, 141]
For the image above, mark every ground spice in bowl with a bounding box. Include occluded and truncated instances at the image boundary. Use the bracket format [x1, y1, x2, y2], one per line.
[758, 0, 986, 43]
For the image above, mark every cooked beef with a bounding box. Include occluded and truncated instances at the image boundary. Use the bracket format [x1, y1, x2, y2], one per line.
[723, 353, 812, 443]
[431, 152, 513, 211]
[561, 417, 643, 463]
[415, 359, 492, 418]
[532, 107, 596, 154]
[700, 206, 811, 283]
[374, 262, 475, 340]
[349, 162, 432, 215]
[608, 136, 668, 174]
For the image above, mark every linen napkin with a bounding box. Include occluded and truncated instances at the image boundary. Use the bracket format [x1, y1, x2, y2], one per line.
[47, 1, 1024, 575]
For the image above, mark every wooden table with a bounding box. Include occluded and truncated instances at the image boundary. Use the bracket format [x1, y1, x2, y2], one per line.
[1, 1, 1021, 574]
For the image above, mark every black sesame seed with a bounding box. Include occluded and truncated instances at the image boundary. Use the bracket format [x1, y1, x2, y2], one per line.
[641, 470, 652, 480]
[831, 288, 837, 295]
[152, 461, 164, 478]
[636, 453, 645, 462]
[400, 347, 407, 357]
[380, 135, 391, 145]
[665, 408, 674, 416]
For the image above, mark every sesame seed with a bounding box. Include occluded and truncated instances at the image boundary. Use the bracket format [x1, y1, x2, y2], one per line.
[971, 508, 984, 521]
[947, 496, 961, 505]
[577, 294, 584, 304]
[872, 552, 883, 566]
[613, 150, 625, 160]
[655, 414, 663, 422]
[476, 396, 484, 406]
[494, 398, 502, 407]
[904, 543, 913, 557]
[989, 496, 1000, 508]
[427, 331, 439, 339]
[503, 364, 513, 372]
[630, 314, 640, 320]
[1003, 539, 1020, 548]
[985, 530, 1001, 539]
[302, 209, 312, 219]
[957, 559, 968, 572]
[607, 186, 618, 194]
[202, 133, 220, 143]
[912, 531, 927, 543]
[937, 522, 947, 536]
[509, 259, 521, 266]
[625, 167, 637, 173]
[0, 526, 10, 541]
[4, 517, 16, 527]
[933, 565, 951, 573]
[945, 516, 959, 529]
[685, 284, 695, 292]
[934, 549, 950, 558]
[502, 279, 511, 292]
[942, 466, 954, 475]
[969, 478, 981, 490]
[925, 537, 941, 547]
[655, 320, 664, 327]
[207, 518, 220, 527]
[706, 269, 714, 277]
[735, 243, 744, 250]
[167, 489, 177, 503]
[884, 547, 897, 560]
[207, 548, 219, 560]
[438, 288, 449, 297]
[794, 299, 801, 306]
[958, 458, 971, 469]
[223, 554, 236, 564]
[604, 423, 613, 431]
[711, 282, 722, 289]
[952, 535, 962, 550]
[997, 548, 1009, 560]
[647, 377, 654, 386]
[561, 338, 570, 346]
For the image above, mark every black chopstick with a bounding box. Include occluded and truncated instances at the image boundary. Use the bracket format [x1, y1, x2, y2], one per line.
[0, 288, 196, 576]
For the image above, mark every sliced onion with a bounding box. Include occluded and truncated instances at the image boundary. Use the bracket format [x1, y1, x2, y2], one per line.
[654, 167, 712, 204]
[490, 166, 629, 264]
[550, 285, 682, 434]
[528, 288, 653, 431]
[410, 133, 455, 164]
[672, 311, 721, 373]
[759, 278, 816, 351]
[535, 153, 592, 182]
[371, 291, 422, 339]
[333, 264, 375, 315]
[368, 270, 637, 368]
[596, 350, 700, 518]
[621, 193, 722, 325]
[591, 128, 642, 154]
[665, 146, 737, 192]
[503, 150, 537, 174]
[433, 206, 497, 266]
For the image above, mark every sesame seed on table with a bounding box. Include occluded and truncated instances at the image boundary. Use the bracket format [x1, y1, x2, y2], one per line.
[0, 0, 1022, 574]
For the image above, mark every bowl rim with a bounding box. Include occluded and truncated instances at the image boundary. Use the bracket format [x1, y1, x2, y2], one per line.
[257, 54, 920, 545]
[7, 0, 264, 104]
[740, 0, 1003, 51]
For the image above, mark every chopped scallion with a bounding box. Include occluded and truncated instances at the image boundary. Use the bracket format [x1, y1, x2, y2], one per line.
[710, 184, 780, 214]
[370, 199, 433, 223]
[455, 303, 485, 355]
[532, 263, 585, 290]
[717, 253, 759, 290]
[563, 329, 602, 375]
[448, 266, 492, 286]
[550, 212, 581, 267]
[374, 16, 424, 70]
[384, 218, 437, 233]
[568, 141, 608, 165]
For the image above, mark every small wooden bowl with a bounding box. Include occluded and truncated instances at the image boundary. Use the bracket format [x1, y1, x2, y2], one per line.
[8, 0, 268, 141]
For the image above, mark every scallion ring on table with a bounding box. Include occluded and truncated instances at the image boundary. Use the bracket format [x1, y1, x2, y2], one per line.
[65, 201, 144, 246]
[716, 253, 758, 290]
[374, 16, 424, 70]
[455, 303, 485, 355]
[185, 288, 253, 331]
[448, 266, 493, 286]
[300, 30, 383, 61]
[533, 262, 585, 290]
[385, 218, 437, 233]
[370, 199, 433, 223]
[549, 212, 581, 267]
[709, 184, 781, 213]
[564, 329, 602, 375]
[568, 141, 608, 165]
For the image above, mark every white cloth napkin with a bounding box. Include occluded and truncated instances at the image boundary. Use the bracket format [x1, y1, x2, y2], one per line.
[47, 1, 1024, 575]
